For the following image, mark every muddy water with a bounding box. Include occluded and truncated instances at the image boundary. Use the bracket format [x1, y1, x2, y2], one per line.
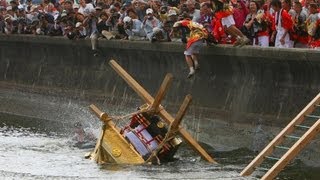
[0, 124, 249, 180]
[0, 89, 319, 179]
[1, 116, 320, 180]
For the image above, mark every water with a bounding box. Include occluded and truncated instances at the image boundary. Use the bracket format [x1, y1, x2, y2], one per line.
[0, 125, 251, 180]
[0, 88, 319, 179]
[1, 118, 320, 180]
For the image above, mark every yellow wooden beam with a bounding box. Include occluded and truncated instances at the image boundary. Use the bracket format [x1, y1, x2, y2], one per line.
[90, 104, 111, 123]
[109, 59, 216, 163]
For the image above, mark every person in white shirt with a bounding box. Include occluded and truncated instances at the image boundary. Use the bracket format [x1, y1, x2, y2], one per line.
[78, 0, 95, 16]
[123, 16, 146, 40]
[142, 8, 164, 42]
[186, 0, 201, 22]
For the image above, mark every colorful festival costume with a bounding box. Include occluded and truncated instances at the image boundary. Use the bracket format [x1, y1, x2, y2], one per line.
[173, 19, 208, 50]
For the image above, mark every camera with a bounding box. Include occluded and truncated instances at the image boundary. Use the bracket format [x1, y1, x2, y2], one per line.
[160, 6, 167, 14]
[124, 22, 131, 30]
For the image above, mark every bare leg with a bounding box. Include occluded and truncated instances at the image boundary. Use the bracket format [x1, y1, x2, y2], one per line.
[225, 25, 243, 38]
[191, 54, 199, 70]
[185, 55, 195, 78]
[225, 25, 249, 47]
[90, 33, 98, 50]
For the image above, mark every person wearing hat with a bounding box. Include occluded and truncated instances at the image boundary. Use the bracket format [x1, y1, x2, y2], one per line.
[171, 19, 208, 78]
[165, 8, 180, 41]
[73, 3, 80, 13]
[5, 6, 17, 22]
[123, 15, 146, 40]
[74, 21, 87, 38]
[4, 14, 15, 34]
[94, 6, 103, 17]
[142, 8, 165, 42]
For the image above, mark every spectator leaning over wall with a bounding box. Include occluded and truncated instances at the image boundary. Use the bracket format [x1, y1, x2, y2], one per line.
[97, 11, 115, 40]
[123, 16, 146, 40]
[82, 3, 99, 56]
[75, 21, 87, 38]
[171, 19, 208, 78]
[165, 9, 180, 41]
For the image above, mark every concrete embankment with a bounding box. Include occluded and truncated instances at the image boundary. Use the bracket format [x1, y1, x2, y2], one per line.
[1, 35, 320, 165]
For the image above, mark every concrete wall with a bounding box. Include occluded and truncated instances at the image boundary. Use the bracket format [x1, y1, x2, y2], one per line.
[1, 35, 320, 162]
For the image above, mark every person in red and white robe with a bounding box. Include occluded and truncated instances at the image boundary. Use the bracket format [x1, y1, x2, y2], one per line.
[270, 0, 294, 48]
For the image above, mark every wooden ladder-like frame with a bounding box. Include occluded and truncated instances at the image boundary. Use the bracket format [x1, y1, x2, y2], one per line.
[240, 93, 320, 180]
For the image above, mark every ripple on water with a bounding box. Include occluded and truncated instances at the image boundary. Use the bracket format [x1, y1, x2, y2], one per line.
[0, 125, 318, 180]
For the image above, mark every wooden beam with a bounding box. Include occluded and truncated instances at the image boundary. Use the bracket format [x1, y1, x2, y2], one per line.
[90, 104, 111, 122]
[262, 120, 320, 180]
[150, 73, 173, 112]
[109, 60, 216, 163]
[91, 124, 106, 163]
[171, 94, 192, 132]
[89, 104, 111, 164]
[240, 92, 320, 176]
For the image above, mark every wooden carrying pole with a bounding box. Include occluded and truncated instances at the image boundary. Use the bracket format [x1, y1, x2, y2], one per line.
[151, 73, 173, 112]
[109, 60, 216, 163]
[171, 94, 192, 132]
[89, 104, 110, 163]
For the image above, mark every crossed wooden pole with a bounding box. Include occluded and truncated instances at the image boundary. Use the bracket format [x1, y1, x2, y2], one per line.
[109, 60, 216, 163]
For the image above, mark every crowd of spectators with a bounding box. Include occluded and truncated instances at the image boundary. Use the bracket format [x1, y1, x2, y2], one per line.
[0, 0, 320, 50]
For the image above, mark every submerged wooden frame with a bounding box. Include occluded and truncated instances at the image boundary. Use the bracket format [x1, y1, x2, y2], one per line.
[87, 60, 216, 164]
